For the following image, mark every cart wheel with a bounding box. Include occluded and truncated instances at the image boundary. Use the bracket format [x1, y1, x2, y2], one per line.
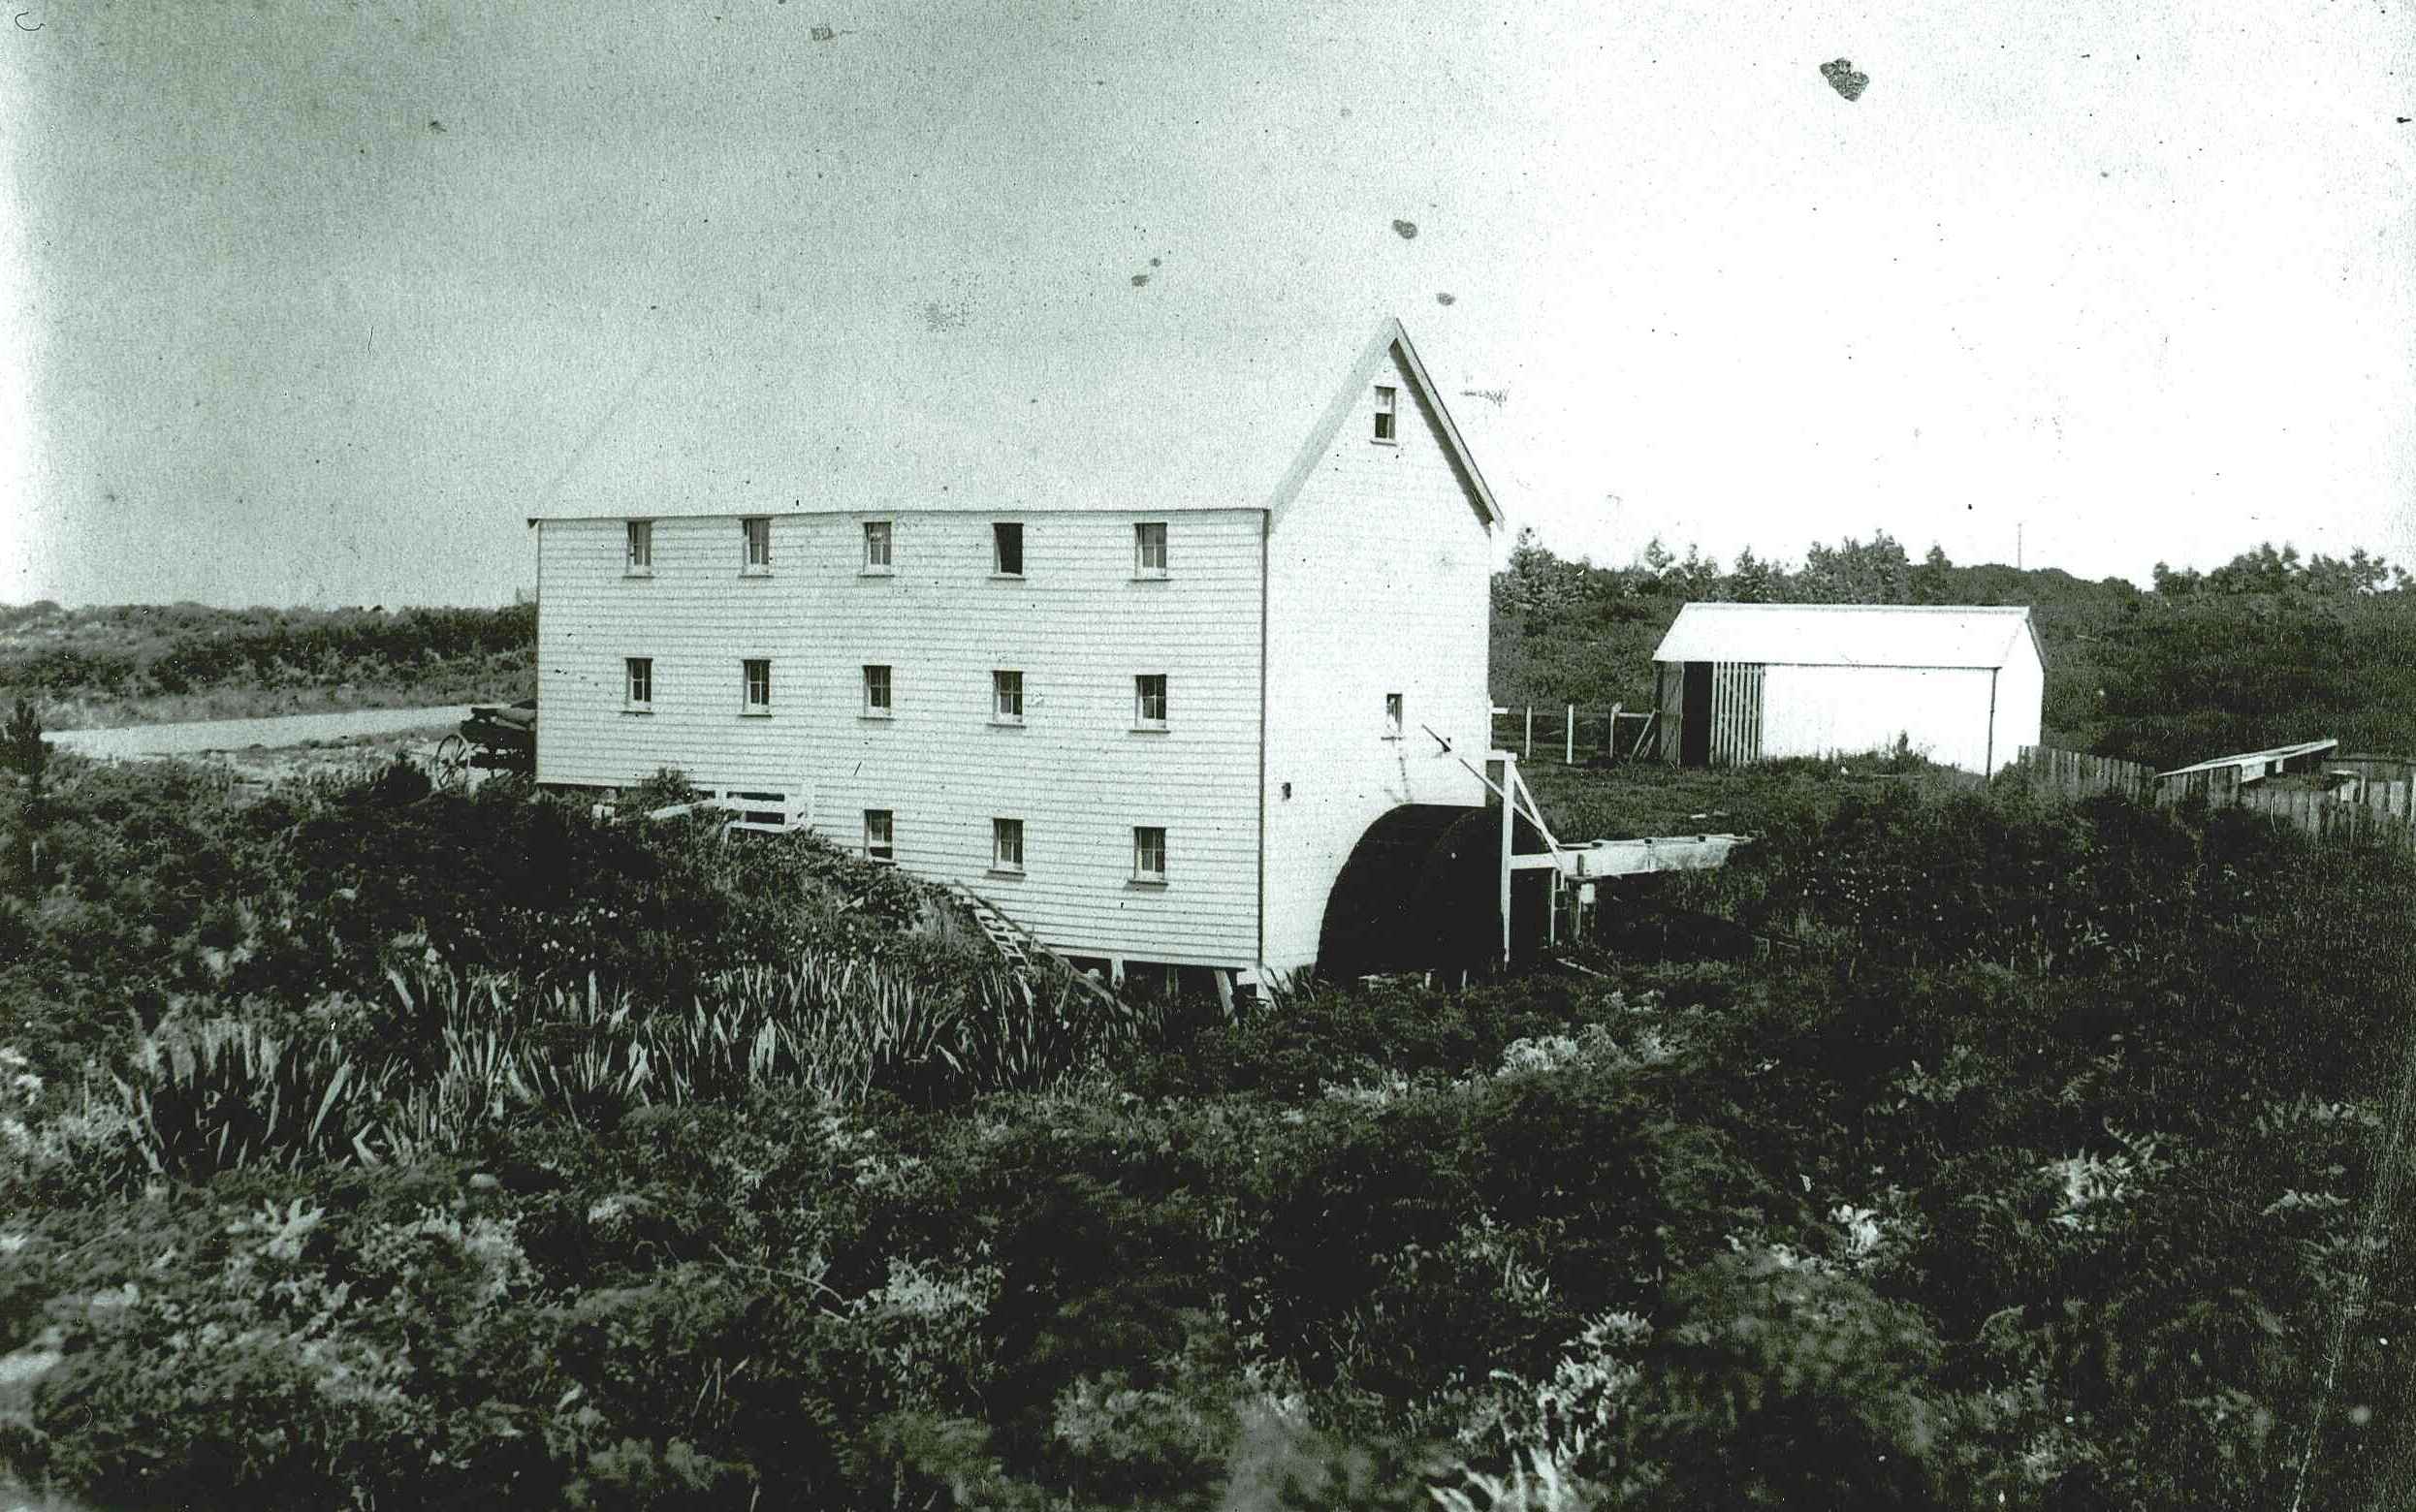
[434, 735, 469, 785]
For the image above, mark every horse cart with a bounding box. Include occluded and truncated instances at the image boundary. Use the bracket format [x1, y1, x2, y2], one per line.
[433, 699, 536, 783]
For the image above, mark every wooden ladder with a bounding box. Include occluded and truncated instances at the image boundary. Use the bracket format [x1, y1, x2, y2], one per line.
[944, 882, 1122, 1007]
[948, 882, 1033, 971]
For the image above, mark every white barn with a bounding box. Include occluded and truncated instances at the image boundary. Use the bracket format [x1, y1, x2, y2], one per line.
[527, 317, 1503, 991]
[1649, 604, 2045, 774]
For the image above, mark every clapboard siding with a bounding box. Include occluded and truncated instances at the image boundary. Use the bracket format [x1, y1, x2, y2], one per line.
[1260, 342, 1495, 975]
[538, 508, 1265, 966]
[537, 514, 819, 794]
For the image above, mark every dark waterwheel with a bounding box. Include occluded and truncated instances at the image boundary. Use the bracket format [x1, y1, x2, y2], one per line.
[1317, 803, 1553, 980]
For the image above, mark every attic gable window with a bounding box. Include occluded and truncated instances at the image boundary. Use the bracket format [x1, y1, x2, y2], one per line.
[1383, 692, 1404, 740]
[993, 521, 1025, 578]
[863, 520, 894, 575]
[741, 517, 773, 574]
[625, 520, 653, 576]
[1373, 386, 1398, 444]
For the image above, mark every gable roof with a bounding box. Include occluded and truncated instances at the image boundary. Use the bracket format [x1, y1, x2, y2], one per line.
[525, 308, 1500, 528]
[1652, 603, 2046, 671]
[2157, 738, 2338, 780]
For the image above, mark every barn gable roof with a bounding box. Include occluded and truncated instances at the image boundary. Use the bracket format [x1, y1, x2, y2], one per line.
[525, 310, 1499, 528]
[1652, 603, 2045, 671]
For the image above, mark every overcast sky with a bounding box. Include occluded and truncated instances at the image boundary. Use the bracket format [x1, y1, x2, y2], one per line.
[3, 0, 2411, 607]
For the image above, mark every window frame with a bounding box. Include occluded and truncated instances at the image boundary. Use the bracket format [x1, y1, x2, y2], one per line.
[862, 664, 893, 719]
[991, 816, 1025, 875]
[1383, 691, 1405, 740]
[624, 520, 654, 577]
[991, 669, 1025, 725]
[1132, 521, 1169, 580]
[741, 516, 773, 575]
[1373, 385, 1398, 444]
[863, 808, 895, 863]
[1132, 673, 1168, 732]
[862, 520, 894, 576]
[742, 658, 772, 715]
[624, 656, 654, 712]
[992, 521, 1025, 579]
[1131, 826, 1167, 886]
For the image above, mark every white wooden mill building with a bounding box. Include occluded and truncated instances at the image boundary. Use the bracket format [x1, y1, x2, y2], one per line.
[1650, 603, 2045, 774]
[527, 316, 1504, 992]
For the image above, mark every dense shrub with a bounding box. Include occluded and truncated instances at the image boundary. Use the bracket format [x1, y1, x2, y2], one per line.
[5, 759, 2415, 1507]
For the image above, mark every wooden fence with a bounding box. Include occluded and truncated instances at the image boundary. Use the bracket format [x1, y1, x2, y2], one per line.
[2014, 745, 2157, 803]
[1490, 705, 1658, 764]
[2019, 744, 2416, 853]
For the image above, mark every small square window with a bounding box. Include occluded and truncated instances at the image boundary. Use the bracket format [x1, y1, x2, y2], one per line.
[863, 520, 893, 573]
[625, 657, 653, 709]
[993, 521, 1025, 577]
[1133, 521, 1168, 578]
[742, 517, 772, 572]
[1373, 386, 1398, 443]
[862, 664, 892, 717]
[992, 817, 1025, 873]
[992, 669, 1024, 723]
[1383, 692, 1404, 739]
[1133, 674, 1167, 730]
[625, 520, 653, 574]
[743, 658, 772, 713]
[1132, 826, 1166, 884]
[864, 809, 895, 863]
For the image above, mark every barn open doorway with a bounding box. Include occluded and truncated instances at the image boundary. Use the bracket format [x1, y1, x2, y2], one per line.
[1679, 661, 1712, 766]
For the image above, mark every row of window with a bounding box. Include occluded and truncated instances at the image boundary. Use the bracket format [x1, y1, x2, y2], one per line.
[618, 377, 1402, 581]
[623, 519, 1172, 581]
[621, 659, 1181, 730]
[861, 812, 1168, 884]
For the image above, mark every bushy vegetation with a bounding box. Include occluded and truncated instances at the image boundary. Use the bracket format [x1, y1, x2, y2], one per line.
[0, 601, 535, 727]
[4, 741, 2412, 1508]
[1492, 531, 2416, 769]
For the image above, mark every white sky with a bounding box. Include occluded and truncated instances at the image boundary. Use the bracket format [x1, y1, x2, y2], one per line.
[3, 0, 2411, 606]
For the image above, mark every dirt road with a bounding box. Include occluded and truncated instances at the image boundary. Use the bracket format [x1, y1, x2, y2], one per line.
[44, 706, 469, 760]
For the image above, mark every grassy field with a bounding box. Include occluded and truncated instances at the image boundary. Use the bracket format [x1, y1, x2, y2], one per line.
[1518, 744, 1983, 842]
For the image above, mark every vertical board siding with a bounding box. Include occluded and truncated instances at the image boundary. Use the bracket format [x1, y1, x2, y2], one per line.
[1261, 342, 1494, 975]
[537, 509, 1266, 966]
[1708, 662, 1764, 766]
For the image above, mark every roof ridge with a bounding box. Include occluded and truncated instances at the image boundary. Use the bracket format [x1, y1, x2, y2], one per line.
[1678, 602, 2033, 614]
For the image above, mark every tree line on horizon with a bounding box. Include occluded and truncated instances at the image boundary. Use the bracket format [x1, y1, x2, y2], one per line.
[0, 600, 537, 726]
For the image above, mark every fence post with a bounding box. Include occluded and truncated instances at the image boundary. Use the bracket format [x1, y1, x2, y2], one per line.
[1524, 707, 1534, 760]
[1566, 705, 1574, 766]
